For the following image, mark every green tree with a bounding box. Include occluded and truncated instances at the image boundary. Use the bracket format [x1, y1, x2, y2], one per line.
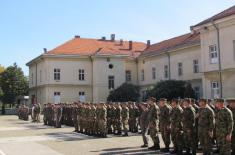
[184, 83, 195, 98]
[147, 80, 195, 100]
[0, 65, 4, 74]
[0, 63, 28, 114]
[107, 83, 140, 102]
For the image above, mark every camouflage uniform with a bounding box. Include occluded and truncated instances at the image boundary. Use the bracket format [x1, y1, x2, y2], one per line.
[170, 102, 184, 154]
[159, 100, 172, 151]
[114, 104, 122, 135]
[215, 99, 233, 155]
[97, 103, 107, 137]
[121, 104, 129, 136]
[107, 105, 113, 134]
[147, 101, 160, 150]
[227, 99, 235, 154]
[182, 100, 196, 155]
[72, 104, 78, 132]
[198, 100, 215, 155]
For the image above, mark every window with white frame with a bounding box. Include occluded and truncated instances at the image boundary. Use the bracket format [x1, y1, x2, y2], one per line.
[126, 70, 131, 82]
[108, 76, 115, 90]
[211, 81, 220, 99]
[141, 69, 145, 81]
[152, 67, 156, 80]
[164, 65, 168, 79]
[54, 68, 60, 81]
[178, 62, 183, 76]
[79, 69, 85, 81]
[193, 59, 199, 73]
[79, 91, 86, 102]
[209, 45, 218, 63]
[54, 92, 61, 104]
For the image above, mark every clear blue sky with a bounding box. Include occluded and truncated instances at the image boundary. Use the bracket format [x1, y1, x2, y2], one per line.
[0, 0, 235, 75]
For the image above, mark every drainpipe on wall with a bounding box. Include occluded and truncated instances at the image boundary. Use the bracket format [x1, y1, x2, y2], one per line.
[35, 62, 38, 104]
[90, 56, 94, 102]
[211, 20, 223, 98]
[166, 52, 171, 80]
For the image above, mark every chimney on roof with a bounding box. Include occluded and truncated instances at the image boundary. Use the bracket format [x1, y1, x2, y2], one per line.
[129, 41, 133, 50]
[101, 36, 106, 41]
[120, 39, 123, 45]
[74, 35, 80, 38]
[43, 48, 47, 54]
[111, 34, 115, 41]
[147, 40, 151, 48]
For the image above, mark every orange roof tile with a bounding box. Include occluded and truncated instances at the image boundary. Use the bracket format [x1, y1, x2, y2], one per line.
[140, 32, 200, 57]
[47, 37, 146, 58]
[193, 5, 235, 27]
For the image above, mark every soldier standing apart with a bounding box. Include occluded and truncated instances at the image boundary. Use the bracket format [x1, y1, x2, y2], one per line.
[159, 98, 172, 152]
[139, 102, 149, 148]
[121, 103, 129, 136]
[215, 99, 233, 155]
[147, 97, 160, 150]
[197, 99, 215, 155]
[227, 98, 235, 154]
[170, 99, 184, 155]
[182, 98, 196, 155]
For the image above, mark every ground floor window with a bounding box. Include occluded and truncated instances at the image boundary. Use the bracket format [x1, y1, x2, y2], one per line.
[194, 86, 200, 100]
[54, 92, 61, 104]
[211, 81, 220, 99]
[79, 91, 86, 102]
[142, 90, 147, 101]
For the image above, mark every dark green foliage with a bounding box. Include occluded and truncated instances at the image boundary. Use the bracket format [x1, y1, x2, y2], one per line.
[107, 83, 140, 102]
[184, 82, 195, 98]
[0, 63, 28, 114]
[147, 80, 195, 100]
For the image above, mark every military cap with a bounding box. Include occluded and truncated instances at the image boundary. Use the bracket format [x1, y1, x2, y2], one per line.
[214, 98, 225, 103]
[199, 98, 207, 102]
[226, 98, 235, 103]
[148, 97, 156, 102]
[184, 98, 190, 103]
[159, 98, 167, 102]
[171, 98, 179, 103]
[141, 102, 148, 106]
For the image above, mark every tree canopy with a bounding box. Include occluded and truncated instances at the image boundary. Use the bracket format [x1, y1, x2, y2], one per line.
[147, 80, 195, 100]
[107, 83, 140, 102]
[0, 63, 28, 104]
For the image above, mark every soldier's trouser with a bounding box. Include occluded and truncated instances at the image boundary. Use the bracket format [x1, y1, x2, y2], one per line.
[149, 126, 159, 146]
[115, 120, 122, 133]
[141, 125, 149, 145]
[107, 119, 112, 132]
[184, 128, 197, 152]
[160, 124, 171, 147]
[217, 133, 231, 155]
[232, 132, 235, 154]
[122, 119, 128, 134]
[98, 120, 107, 134]
[198, 129, 213, 154]
[73, 118, 78, 131]
[171, 128, 184, 152]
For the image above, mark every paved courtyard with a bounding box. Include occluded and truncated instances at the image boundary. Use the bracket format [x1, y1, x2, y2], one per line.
[0, 115, 206, 155]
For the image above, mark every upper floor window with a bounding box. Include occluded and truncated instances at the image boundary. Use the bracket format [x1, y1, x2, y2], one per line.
[152, 67, 156, 80]
[126, 70, 131, 82]
[193, 59, 199, 73]
[164, 65, 168, 79]
[108, 76, 115, 90]
[194, 86, 200, 100]
[79, 69, 85, 81]
[178, 62, 183, 76]
[54, 68, 60, 81]
[141, 69, 145, 81]
[209, 45, 218, 63]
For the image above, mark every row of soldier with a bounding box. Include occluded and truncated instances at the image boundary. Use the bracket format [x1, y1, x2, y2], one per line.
[43, 102, 140, 137]
[18, 103, 41, 122]
[139, 97, 235, 155]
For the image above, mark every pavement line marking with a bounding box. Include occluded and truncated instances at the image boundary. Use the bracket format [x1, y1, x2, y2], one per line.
[0, 150, 6, 155]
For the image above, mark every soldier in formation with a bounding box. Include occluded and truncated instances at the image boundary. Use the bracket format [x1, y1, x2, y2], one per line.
[40, 97, 235, 154]
[18, 104, 29, 121]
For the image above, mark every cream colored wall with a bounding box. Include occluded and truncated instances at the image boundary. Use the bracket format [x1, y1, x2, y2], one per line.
[125, 60, 138, 85]
[198, 16, 235, 98]
[200, 17, 235, 72]
[92, 57, 126, 102]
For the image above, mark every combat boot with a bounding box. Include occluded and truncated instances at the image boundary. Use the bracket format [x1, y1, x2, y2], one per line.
[170, 149, 178, 154]
[148, 144, 160, 150]
[161, 146, 170, 152]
